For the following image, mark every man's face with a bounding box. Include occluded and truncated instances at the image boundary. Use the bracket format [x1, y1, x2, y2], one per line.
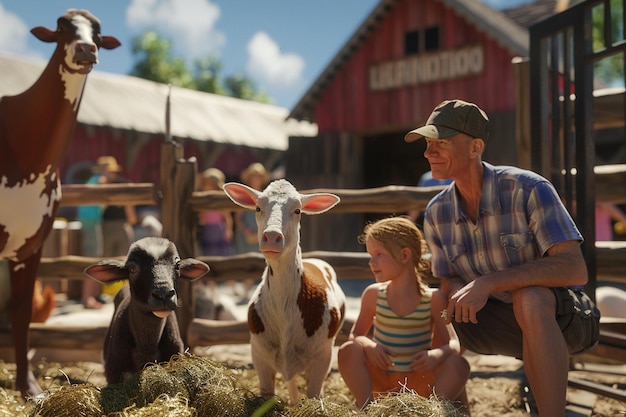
[423, 133, 474, 180]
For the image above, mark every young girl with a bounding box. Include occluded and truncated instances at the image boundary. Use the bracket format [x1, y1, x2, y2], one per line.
[338, 216, 470, 412]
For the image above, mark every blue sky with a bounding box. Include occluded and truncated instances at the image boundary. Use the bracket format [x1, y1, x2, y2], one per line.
[0, 0, 531, 110]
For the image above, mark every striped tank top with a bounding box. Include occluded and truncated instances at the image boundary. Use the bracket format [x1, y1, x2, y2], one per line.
[373, 282, 432, 373]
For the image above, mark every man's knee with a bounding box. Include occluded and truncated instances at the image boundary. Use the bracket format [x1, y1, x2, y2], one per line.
[512, 287, 556, 328]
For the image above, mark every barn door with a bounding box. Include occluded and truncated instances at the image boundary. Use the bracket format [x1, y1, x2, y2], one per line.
[529, 0, 626, 292]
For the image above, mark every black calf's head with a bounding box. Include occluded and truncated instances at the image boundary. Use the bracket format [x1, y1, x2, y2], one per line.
[84, 237, 210, 317]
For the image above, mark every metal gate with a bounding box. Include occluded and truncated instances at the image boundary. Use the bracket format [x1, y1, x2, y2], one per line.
[530, 0, 626, 292]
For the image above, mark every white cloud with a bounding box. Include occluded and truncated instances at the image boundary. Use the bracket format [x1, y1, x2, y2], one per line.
[246, 31, 304, 87]
[0, 3, 33, 56]
[126, 0, 226, 60]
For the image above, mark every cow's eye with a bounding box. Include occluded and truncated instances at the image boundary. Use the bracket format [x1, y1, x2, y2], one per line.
[256, 206, 261, 212]
[128, 266, 138, 275]
[295, 208, 301, 215]
[175, 258, 180, 270]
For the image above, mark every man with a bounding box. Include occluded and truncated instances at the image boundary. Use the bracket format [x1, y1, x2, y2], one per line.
[405, 99, 600, 416]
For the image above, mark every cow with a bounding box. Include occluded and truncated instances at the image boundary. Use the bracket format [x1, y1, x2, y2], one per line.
[84, 237, 210, 384]
[0, 9, 120, 396]
[223, 179, 346, 404]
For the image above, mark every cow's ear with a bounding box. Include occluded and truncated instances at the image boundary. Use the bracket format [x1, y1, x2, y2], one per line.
[31, 27, 57, 43]
[179, 259, 210, 281]
[101, 35, 121, 50]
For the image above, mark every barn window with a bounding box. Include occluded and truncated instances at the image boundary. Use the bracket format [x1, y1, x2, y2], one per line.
[425, 27, 439, 51]
[404, 30, 420, 55]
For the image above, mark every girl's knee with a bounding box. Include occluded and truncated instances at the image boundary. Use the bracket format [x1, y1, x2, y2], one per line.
[338, 341, 364, 364]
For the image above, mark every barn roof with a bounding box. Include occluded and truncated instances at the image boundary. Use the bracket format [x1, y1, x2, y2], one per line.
[289, 0, 534, 120]
[0, 53, 317, 151]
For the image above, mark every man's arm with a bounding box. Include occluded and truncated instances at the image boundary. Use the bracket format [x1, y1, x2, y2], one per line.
[480, 239, 587, 293]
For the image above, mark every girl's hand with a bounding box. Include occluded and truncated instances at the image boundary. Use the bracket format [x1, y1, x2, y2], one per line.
[364, 343, 393, 370]
[410, 349, 442, 373]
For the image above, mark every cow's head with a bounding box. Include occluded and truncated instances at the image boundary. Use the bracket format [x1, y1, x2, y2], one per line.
[31, 9, 121, 74]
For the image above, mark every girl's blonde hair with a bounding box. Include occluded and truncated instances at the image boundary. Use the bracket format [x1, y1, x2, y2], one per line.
[358, 216, 430, 293]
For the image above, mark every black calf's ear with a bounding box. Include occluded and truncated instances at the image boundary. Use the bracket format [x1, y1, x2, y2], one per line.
[179, 259, 210, 281]
[84, 260, 127, 283]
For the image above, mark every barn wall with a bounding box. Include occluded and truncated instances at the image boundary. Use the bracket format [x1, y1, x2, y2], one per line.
[282, 0, 524, 250]
[313, 0, 519, 134]
[287, 133, 365, 252]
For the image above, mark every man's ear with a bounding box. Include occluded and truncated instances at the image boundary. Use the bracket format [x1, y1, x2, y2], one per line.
[471, 138, 485, 158]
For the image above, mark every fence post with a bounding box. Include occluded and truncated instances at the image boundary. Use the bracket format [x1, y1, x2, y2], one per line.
[160, 141, 198, 346]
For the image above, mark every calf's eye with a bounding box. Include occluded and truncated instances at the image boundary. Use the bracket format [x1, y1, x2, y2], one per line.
[295, 208, 301, 215]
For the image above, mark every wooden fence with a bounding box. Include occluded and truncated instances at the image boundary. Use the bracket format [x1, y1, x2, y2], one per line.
[1, 142, 625, 357]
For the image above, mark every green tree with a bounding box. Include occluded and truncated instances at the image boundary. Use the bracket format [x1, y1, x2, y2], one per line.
[130, 31, 194, 89]
[130, 31, 271, 103]
[592, 0, 624, 87]
[224, 74, 271, 103]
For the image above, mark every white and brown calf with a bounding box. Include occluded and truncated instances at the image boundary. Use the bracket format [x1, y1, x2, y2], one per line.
[84, 237, 210, 384]
[223, 179, 346, 404]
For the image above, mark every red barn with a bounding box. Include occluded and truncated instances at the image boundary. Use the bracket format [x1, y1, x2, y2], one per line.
[285, 0, 566, 250]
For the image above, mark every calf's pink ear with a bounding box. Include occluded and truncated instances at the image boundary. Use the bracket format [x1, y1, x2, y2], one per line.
[83, 260, 127, 283]
[301, 193, 341, 215]
[223, 182, 259, 210]
[179, 259, 211, 281]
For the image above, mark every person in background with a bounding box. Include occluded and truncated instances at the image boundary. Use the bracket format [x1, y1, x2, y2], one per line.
[99, 156, 137, 257]
[408, 171, 453, 229]
[405, 99, 600, 416]
[338, 216, 470, 412]
[595, 203, 626, 241]
[197, 168, 234, 257]
[232, 162, 270, 302]
[233, 162, 270, 253]
[77, 159, 107, 309]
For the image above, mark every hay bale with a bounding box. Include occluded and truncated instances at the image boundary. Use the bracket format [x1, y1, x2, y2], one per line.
[283, 397, 358, 417]
[29, 384, 103, 417]
[363, 390, 462, 417]
[101, 379, 140, 416]
[164, 354, 235, 400]
[112, 393, 196, 417]
[193, 385, 247, 417]
[138, 363, 189, 406]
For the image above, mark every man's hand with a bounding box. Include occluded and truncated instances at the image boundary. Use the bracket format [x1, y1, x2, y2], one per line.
[446, 279, 490, 324]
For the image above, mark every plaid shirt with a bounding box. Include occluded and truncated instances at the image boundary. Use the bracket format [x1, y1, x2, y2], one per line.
[423, 162, 583, 303]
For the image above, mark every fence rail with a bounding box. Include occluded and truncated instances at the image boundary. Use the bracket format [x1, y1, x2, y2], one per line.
[2, 144, 624, 353]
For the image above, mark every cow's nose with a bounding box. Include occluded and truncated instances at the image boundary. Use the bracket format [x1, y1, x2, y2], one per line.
[263, 230, 283, 244]
[76, 42, 96, 53]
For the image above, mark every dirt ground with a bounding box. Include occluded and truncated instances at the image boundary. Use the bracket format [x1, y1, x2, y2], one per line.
[1, 344, 625, 416]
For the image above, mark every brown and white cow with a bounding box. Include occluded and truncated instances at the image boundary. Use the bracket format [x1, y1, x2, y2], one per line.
[0, 9, 120, 397]
[223, 179, 346, 404]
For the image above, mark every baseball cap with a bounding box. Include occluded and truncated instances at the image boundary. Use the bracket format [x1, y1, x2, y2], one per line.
[404, 99, 489, 142]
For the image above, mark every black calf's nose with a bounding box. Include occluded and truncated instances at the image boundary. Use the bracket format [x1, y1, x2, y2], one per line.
[152, 288, 176, 300]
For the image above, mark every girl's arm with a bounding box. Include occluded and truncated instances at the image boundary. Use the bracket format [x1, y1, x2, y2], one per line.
[411, 288, 462, 373]
[349, 283, 378, 341]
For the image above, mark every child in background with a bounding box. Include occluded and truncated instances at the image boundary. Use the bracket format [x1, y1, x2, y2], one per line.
[197, 168, 234, 256]
[338, 216, 470, 413]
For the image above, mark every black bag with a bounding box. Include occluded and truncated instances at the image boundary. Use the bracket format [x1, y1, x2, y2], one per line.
[552, 287, 601, 355]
